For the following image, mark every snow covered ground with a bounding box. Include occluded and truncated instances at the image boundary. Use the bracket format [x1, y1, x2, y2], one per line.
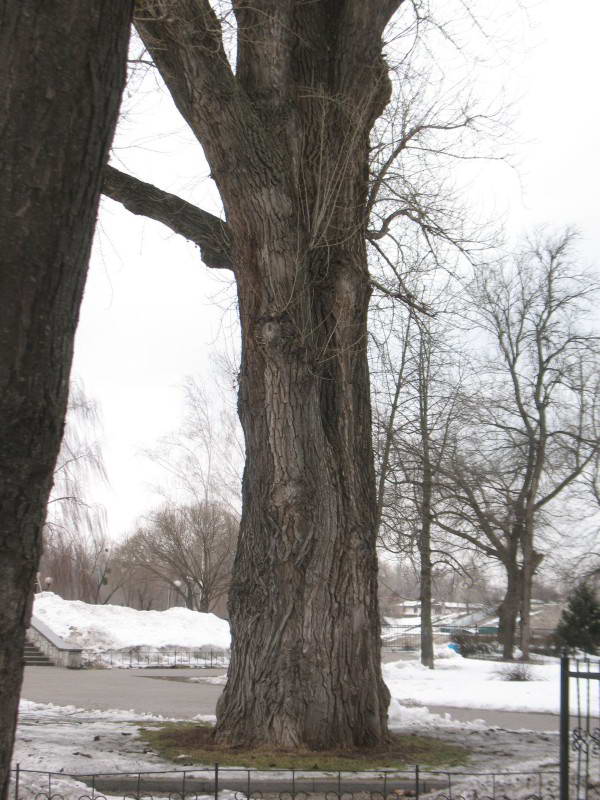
[13, 593, 586, 799]
[33, 593, 230, 651]
[385, 649, 590, 716]
[12, 696, 561, 800]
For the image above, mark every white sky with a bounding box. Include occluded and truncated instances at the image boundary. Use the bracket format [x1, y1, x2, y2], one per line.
[71, 1, 600, 540]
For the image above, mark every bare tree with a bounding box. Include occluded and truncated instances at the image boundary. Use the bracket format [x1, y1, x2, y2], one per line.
[38, 382, 111, 601]
[0, 3, 131, 793]
[373, 292, 469, 668]
[148, 376, 243, 513]
[99, 0, 510, 747]
[44, 383, 107, 539]
[122, 501, 238, 613]
[435, 231, 600, 659]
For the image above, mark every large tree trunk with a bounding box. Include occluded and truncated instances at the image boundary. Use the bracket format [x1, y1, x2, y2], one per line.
[419, 470, 435, 669]
[113, 0, 404, 750]
[0, 3, 131, 796]
[215, 183, 390, 749]
[213, 9, 393, 746]
[419, 530, 435, 669]
[519, 549, 544, 661]
[498, 566, 522, 660]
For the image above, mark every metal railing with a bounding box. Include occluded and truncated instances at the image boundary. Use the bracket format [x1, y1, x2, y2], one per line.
[10, 764, 561, 800]
[28, 616, 83, 668]
[381, 625, 558, 655]
[560, 656, 600, 800]
[81, 647, 230, 669]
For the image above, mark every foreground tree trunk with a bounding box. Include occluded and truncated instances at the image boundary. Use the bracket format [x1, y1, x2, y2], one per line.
[115, 1, 403, 749]
[0, 3, 131, 796]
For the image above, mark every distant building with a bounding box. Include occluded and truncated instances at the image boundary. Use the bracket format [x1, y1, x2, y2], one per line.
[389, 599, 483, 618]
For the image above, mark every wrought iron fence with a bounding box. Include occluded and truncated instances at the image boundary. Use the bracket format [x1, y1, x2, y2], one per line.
[380, 625, 485, 652]
[81, 648, 230, 669]
[380, 625, 557, 656]
[560, 656, 600, 800]
[9, 763, 561, 800]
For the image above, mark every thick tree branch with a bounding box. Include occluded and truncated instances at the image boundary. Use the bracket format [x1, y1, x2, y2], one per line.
[134, 0, 276, 192]
[346, 0, 405, 39]
[102, 165, 233, 270]
[134, 0, 236, 126]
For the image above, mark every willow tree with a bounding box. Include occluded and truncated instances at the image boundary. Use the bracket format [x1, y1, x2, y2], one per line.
[105, 0, 403, 749]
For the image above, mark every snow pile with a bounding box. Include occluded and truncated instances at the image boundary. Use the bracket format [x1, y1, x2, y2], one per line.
[32, 592, 230, 651]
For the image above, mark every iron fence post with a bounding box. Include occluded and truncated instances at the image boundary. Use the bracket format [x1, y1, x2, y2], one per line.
[15, 763, 20, 800]
[415, 764, 420, 800]
[560, 654, 570, 800]
[214, 763, 219, 800]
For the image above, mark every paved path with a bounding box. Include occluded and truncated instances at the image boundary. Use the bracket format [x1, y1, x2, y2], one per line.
[22, 665, 566, 731]
[21, 666, 223, 719]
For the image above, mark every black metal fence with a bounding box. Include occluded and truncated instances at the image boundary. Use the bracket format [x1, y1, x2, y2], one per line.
[560, 656, 600, 800]
[380, 625, 492, 652]
[10, 764, 561, 800]
[81, 648, 230, 669]
[381, 625, 557, 655]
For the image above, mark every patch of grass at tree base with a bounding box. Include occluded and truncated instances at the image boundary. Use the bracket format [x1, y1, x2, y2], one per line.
[139, 722, 469, 770]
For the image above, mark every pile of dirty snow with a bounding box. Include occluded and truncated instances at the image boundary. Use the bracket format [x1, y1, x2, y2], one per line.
[32, 592, 230, 652]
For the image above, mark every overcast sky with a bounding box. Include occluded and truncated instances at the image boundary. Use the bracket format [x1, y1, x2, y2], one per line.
[71, 1, 600, 541]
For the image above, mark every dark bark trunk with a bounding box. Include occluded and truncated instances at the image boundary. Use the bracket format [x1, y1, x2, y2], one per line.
[119, 0, 404, 750]
[0, 3, 131, 796]
[419, 474, 434, 669]
[498, 567, 522, 660]
[418, 340, 434, 670]
[197, 594, 210, 614]
[215, 219, 389, 749]
[213, 7, 393, 750]
[419, 528, 435, 669]
[520, 549, 543, 661]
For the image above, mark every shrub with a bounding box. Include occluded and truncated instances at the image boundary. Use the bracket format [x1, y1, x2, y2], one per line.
[494, 662, 533, 682]
[450, 631, 497, 658]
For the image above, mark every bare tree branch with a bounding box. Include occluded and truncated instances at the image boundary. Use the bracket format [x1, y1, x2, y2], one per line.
[103, 165, 233, 270]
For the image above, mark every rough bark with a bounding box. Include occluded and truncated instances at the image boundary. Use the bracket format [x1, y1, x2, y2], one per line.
[0, 3, 131, 796]
[419, 487, 435, 669]
[418, 335, 435, 670]
[498, 565, 522, 660]
[123, 0, 403, 748]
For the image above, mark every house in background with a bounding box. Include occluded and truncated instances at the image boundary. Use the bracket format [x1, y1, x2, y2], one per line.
[389, 599, 484, 618]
